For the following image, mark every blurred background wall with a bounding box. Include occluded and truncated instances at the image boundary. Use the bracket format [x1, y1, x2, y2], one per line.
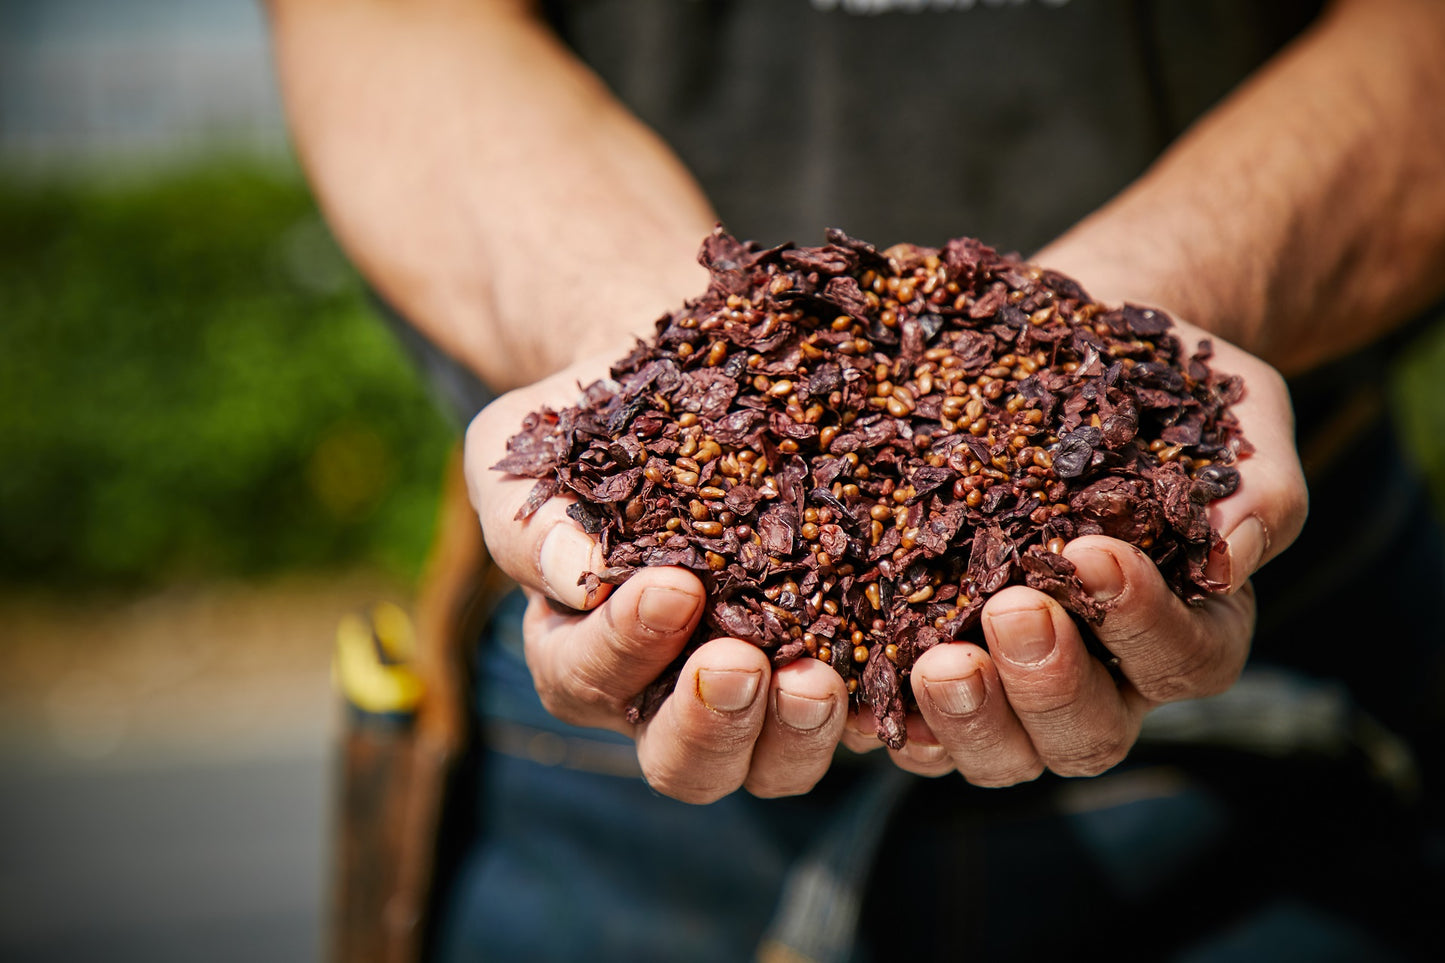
[1, 2, 452, 961]
[3, 3, 1445, 963]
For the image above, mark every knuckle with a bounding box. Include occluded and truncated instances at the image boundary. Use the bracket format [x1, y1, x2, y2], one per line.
[1103, 596, 1171, 654]
[640, 758, 731, 805]
[1011, 669, 1091, 720]
[1136, 653, 1216, 703]
[745, 773, 816, 799]
[558, 662, 625, 716]
[1048, 731, 1132, 777]
[1135, 633, 1244, 704]
[964, 759, 1045, 788]
[533, 675, 600, 726]
[681, 716, 759, 760]
[1258, 473, 1308, 534]
[1136, 671, 1200, 704]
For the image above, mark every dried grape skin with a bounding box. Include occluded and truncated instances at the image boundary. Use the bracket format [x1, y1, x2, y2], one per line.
[496, 228, 1249, 749]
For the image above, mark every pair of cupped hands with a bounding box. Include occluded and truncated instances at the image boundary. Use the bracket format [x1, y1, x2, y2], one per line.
[466, 316, 1307, 804]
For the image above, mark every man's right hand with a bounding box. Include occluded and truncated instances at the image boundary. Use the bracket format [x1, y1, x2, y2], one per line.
[465, 355, 853, 804]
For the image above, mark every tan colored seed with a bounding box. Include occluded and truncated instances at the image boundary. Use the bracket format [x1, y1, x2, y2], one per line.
[694, 521, 723, 536]
[853, 645, 870, 664]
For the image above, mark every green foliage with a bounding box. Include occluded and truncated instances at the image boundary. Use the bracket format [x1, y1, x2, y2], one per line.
[0, 164, 455, 585]
[1393, 316, 1445, 515]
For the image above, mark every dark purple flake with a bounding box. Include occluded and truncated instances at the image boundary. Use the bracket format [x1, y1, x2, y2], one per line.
[500, 226, 1250, 748]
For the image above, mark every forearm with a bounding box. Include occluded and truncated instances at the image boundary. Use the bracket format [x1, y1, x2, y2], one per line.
[1036, 0, 1445, 375]
[267, 0, 716, 390]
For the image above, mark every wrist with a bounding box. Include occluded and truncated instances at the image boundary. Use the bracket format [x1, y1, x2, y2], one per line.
[1031, 231, 1264, 356]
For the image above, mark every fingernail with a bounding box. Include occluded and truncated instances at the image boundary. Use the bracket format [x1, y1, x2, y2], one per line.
[1225, 516, 1269, 592]
[904, 741, 948, 765]
[637, 586, 700, 634]
[697, 669, 761, 713]
[924, 671, 985, 717]
[539, 524, 602, 609]
[989, 605, 1056, 665]
[1072, 547, 1125, 602]
[775, 690, 834, 731]
[851, 712, 878, 739]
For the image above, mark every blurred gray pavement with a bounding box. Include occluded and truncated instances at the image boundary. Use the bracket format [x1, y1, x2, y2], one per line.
[0, 577, 405, 963]
[0, 750, 328, 963]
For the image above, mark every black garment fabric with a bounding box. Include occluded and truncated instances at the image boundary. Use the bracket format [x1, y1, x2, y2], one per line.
[543, 0, 1322, 251]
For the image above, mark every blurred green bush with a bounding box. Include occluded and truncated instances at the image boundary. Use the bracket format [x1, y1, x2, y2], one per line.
[0, 164, 454, 586]
[1394, 321, 1445, 513]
